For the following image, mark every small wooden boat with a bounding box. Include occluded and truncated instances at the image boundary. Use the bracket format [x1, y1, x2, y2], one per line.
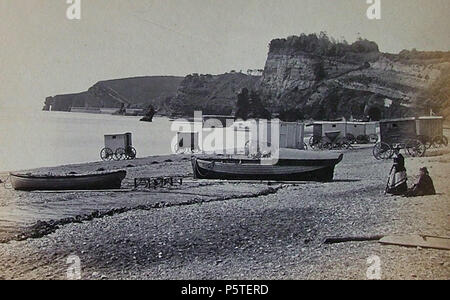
[10, 170, 127, 191]
[192, 149, 343, 182]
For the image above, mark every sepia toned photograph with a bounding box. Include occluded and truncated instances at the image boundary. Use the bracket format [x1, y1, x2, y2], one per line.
[0, 0, 449, 285]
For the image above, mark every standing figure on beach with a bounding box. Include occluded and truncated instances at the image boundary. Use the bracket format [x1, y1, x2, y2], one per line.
[405, 167, 436, 197]
[386, 146, 408, 195]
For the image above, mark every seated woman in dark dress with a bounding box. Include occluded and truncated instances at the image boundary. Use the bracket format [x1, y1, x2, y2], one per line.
[386, 147, 408, 195]
[405, 167, 436, 197]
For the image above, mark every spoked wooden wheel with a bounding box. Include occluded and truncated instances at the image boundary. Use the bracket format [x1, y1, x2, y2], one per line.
[346, 134, 356, 144]
[373, 142, 393, 160]
[339, 141, 352, 150]
[114, 148, 126, 161]
[432, 136, 448, 148]
[320, 142, 332, 150]
[309, 136, 322, 150]
[125, 146, 137, 160]
[417, 135, 433, 149]
[406, 139, 426, 157]
[100, 148, 114, 161]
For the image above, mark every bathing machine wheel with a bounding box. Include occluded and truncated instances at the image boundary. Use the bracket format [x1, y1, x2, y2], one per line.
[432, 136, 448, 148]
[405, 139, 426, 157]
[345, 134, 356, 144]
[373, 142, 393, 160]
[125, 146, 137, 160]
[100, 148, 114, 161]
[114, 148, 126, 161]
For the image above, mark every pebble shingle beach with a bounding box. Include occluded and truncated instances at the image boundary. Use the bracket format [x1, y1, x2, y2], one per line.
[0, 146, 448, 280]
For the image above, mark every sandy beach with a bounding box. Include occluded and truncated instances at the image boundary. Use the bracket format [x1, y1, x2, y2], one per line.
[0, 144, 448, 280]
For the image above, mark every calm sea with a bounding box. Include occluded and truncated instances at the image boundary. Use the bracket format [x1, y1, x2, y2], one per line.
[0, 110, 178, 172]
[0, 109, 314, 172]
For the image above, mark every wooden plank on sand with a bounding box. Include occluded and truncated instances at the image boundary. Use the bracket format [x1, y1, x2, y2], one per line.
[32, 189, 133, 193]
[379, 235, 450, 250]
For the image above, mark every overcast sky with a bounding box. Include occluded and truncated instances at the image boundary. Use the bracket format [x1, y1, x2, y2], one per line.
[1, 0, 449, 110]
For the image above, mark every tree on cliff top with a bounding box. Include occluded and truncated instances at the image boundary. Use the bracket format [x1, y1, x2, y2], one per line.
[269, 33, 379, 57]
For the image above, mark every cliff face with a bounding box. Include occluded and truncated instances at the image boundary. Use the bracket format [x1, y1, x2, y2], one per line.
[165, 72, 261, 117]
[259, 34, 450, 120]
[43, 76, 184, 112]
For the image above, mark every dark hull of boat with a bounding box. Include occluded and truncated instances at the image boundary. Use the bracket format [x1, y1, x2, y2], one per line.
[192, 152, 344, 182]
[10, 170, 127, 191]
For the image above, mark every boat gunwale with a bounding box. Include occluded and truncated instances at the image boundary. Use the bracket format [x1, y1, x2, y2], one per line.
[194, 154, 344, 167]
[9, 170, 127, 180]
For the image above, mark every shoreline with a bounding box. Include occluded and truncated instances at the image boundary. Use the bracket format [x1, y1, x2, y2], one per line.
[0, 153, 187, 176]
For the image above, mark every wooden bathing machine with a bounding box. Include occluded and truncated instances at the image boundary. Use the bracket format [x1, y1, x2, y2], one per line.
[101, 133, 136, 161]
[346, 122, 378, 137]
[104, 133, 133, 151]
[177, 119, 307, 155]
[248, 121, 306, 153]
[415, 116, 444, 139]
[379, 118, 417, 144]
[310, 121, 347, 139]
[379, 116, 444, 145]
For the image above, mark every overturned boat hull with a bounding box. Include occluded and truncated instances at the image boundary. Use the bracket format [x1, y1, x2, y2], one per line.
[192, 149, 344, 182]
[10, 170, 127, 191]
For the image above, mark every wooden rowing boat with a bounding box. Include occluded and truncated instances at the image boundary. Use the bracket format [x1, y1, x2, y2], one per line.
[10, 170, 127, 191]
[192, 149, 344, 182]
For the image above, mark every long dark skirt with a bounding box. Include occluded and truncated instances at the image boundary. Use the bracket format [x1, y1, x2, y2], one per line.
[386, 170, 408, 195]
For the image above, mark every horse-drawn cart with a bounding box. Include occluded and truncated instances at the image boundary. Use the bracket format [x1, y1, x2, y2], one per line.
[100, 133, 137, 161]
[373, 116, 446, 160]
